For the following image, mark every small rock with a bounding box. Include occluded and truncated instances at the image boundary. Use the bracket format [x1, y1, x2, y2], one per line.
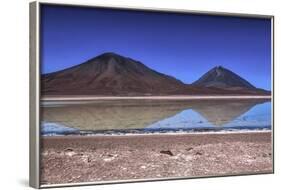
[186, 147, 193, 152]
[64, 148, 74, 152]
[64, 148, 75, 156]
[160, 150, 174, 156]
[140, 165, 146, 169]
[103, 158, 113, 162]
[195, 151, 203, 155]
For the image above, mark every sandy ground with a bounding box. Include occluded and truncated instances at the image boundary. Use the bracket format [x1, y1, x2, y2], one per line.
[41, 95, 271, 101]
[40, 132, 272, 185]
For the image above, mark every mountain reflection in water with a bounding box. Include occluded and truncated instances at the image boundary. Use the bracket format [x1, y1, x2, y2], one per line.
[41, 99, 271, 134]
[148, 101, 271, 130]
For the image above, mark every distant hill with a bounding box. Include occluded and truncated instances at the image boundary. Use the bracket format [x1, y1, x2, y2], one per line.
[192, 66, 270, 95]
[192, 66, 255, 89]
[41, 53, 270, 96]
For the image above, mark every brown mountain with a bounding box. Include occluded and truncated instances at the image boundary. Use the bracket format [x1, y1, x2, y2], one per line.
[42, 52, 190, 95]
[192, 66, 255, 88]
[41, 53, 270, 96]
[192, 66, 270, 95]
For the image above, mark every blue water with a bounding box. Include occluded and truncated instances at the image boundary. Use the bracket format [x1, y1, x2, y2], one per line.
[223, 102, 271, 129]
[41, 100, 272, 136]
[41, 122, 79, 136]
[147, 102, 271, 131]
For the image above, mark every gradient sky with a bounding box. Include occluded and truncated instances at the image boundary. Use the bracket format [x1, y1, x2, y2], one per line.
[40, 4, 272, 90]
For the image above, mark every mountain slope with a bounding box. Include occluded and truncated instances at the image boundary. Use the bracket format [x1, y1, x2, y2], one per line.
[41, 54, 270, 96]
[41, 52, 189, 95]
[192, 66, 256, 89]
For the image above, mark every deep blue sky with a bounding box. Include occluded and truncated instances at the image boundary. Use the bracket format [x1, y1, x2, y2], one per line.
[40, 5, 272, 90]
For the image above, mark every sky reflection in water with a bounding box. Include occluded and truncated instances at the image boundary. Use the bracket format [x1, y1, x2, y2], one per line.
[41, 100, 271, 135]
[147, 102, 271, 130]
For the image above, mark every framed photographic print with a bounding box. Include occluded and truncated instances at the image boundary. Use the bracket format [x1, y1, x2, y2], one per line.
[29, 1, 274, 188]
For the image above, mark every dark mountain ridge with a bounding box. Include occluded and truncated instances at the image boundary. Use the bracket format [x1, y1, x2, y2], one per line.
[41, 52, 270, 96]
[192, 66, 255, 89]
[42, 52, 188, 95]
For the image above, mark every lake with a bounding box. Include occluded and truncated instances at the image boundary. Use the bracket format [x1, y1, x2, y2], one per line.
[40, 99, 271, 135]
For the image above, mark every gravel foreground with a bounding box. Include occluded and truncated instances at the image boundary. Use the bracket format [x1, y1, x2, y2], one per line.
[40, 132, 272, 185]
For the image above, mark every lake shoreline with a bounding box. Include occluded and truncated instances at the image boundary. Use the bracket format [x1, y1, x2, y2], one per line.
[41, 95, 272, 101]
[40, 131, 272, 185]
[42, 129, 271, 137]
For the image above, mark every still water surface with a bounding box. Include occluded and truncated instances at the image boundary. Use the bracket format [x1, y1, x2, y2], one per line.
[41, 99, 271, 135]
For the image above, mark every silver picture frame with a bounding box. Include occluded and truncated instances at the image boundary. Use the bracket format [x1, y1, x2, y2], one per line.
[30, 1, 274, 188]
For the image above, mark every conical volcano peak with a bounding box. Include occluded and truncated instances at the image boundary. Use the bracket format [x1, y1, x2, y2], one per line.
[86, 52, 133, 68]
[94, 52, 126, 61]
[213, 66, 226, 76]
[99, 52, 122, 57]
[215, 65, 224, 70]
[192, 66, 256, 89]
[213, 65, 228, 72]
[41, 53, 269, 96]
[42, 52, 187, 95]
